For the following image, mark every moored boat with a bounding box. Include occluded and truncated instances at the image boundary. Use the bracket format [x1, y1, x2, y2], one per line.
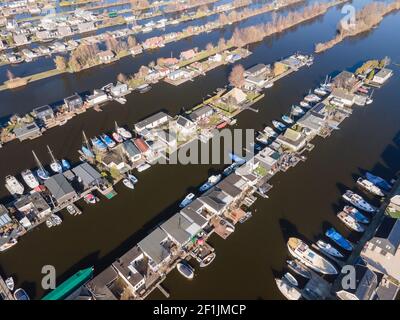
[115, 122, 132, 139]
[304, 93, 321, 103]
[314, 87, 328, 96]
[5, 175, 24, 196]
[365, 172, 392, 192]
[199, 174, 221, 192]
[128, 174, 138, 185]
[316, 240, 344, 258]
[112, 132, 123, 143]
[13, 288, 30, 300]
[21, 169, 39, 189]
[272, 120, 286, 131]
[177, 262, 194, 279]
[325, 228, 353, 251]
[223, 162, 238, 176]
[5, 277, 14, 291]
[0, 238, 18, 252]
[342, 190, 375, 213]
[283, 272, 298, 287]
[291, 105, 304, 115]
[179, 193, 195, 208]
[300, 101, 310, 108]
[47, 145, 62, 173]
[100, 134, 116, 148]
[275, 278, 302, 300]
[137, 163, 151, 172]
[286, 260, 311, 279]
[263, 126, 278, 138]
[356, 177, 384, 197]
[287, 237, 338, 275]
[84, 193, 98, 204]
[123, 178, 135, 189]
[343, 206, 369, 224]
[200, 252, 216, 267]
[337, 211, 365, 232]
[61, 159, 71, 171]
[91, 137, 107, 151]
[281, 115, 294, 124]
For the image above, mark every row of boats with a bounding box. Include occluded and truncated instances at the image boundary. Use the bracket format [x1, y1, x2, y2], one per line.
[5, 146, 71, 196]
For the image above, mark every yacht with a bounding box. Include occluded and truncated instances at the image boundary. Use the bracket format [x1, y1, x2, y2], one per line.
[304, 93, 321, 103]
[5, 277, 14, 291]
[115, 122, 132, 139]
[21, 169, 39, 189]
[356, 178, 384, 197]
[342, 190, 376, 213]
[5, 175, 24, 196]
[272, 120, 286, 131]
[264, 126, 278, 138]
[0, 238, 18, 252]
[314, 87, 328, 96]
[325, 228, 353, 251]
[179, 193, 195, 208]
[275, 278, 302, 300]
[199, 174, 221, 192]
[337, 211, 365, 232]
[283, 272, 298, 287]
[291, 105, 304, 115]
[122, 178, 135, 189]
[200, 252, 216, 267]
[300, 101, 311, 108]
[316, 240, 344, 258]
[91, 137, 108, 151]
[343, 206, 369, 224]
[100, 134, 116, 148]
[281, 115, 294, 124]
[112, 132, 124, 143]
[286, 260, 311, 279]
[177, 262, 194, 280]
[365, 172, 392, 192]
[287, 237, 338, 275]
[137, 163, 151, 172]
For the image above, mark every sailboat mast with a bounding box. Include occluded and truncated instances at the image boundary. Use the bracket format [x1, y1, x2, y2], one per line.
[82, 131, 90, 148]
[47, 145, 57, 163]
[32, 150, 44, 171]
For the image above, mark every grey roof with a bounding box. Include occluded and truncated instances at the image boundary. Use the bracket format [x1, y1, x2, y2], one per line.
[373, 276, 400, 300]
[216, 180, 242, 198]
[113, 246, 145, 289]
[138, 227, 170, 265]
[176, 115, 193, 128]
[135, 111, 169, 130]
[72, 162, 101, 187]
[33, 105, 54, 118]
[0, 205, 12, 228]
[199, 189, 229, 213]
[123, 140, 141, 157]
[64, 94, 83, 108]
[375, 68, 392, 79]
[14, 192, 50, 214]
[371, 216, 400, 255]
[297, 112, 324, 131]
[44, 173, 77, 203]
[13, 122, 40, 138]
[245, 64, 266, 75]
[180, 206, 208, 227]
[160, 212, 195, 246]
[86, 266, 118, 300]
[189, 105, 213, 121]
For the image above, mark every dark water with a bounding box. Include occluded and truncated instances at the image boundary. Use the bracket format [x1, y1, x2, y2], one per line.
[0, 0, 399, 299]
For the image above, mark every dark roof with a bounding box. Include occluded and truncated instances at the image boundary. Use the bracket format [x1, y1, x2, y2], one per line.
[112, 246, 145, 289]
[86, 267, 118, 300]
[217, 180, 242, 198]
[176, 115, 193, 127]
[123, 140, 141, 157]
[44, 173, 77, 202]
[245, 64, 266, 75]
[371, 216, 400, 255]
[189, 105, 213, 121]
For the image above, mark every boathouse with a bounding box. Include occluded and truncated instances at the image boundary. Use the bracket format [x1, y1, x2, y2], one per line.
[372, 68, 393, 85]
[72, 162, 102, 190]
[276, 128, 307, 152]
[44, 173, 78, 206]
[64, 94, 83, 111]
[188, 105, 213, 122]
[33, 105, 54, 124]
[13, 122, 42, 141]
[134, 111, 169, 133]
[122, 140, 142, 163]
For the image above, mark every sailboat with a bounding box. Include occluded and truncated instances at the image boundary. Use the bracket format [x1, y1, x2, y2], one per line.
[47, 145, 62, 173]
[81, 131, 95, 158]
[32, 150, 50, 180]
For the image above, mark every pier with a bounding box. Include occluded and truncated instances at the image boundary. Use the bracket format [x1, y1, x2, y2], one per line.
[0, 276, 14, 300]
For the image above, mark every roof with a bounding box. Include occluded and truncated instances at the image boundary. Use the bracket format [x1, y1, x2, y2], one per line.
[138, 227, 170, 265]
[176, 115, 193, 128]
[72, 162, 101, 186]
[331, 88, 355, 102]
[14, 192, 50, 214]
[180, 206, 208, 227]
[375, 68, 392, 78]
[42, 267, 94, 300]
[44, 173, 77, 202]
[372, 275, 400, 300]
[161, 212, 201, 246]
[13, 122, 40, 137]
[373, 216, 400, 255]
[297, 112, 324, 131]
[33, 105, 53, 116]
[189, 105, 213, 121]
[113, 246, 145, 289]
[133, 138, 149, 153]
[86, 266, 118, 300]
[245, 64, 266, 75]
[64, 94, 83, 106]
[123, 140, 141, 157]
[199, 189, 230, 213]
[337, 264, 377, 300]
[0, 205, 12, 228]
[135, 111, 169, 130]
[217, 180, 242, 198]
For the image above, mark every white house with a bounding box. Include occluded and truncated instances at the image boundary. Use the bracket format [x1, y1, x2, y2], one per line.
[372, 68, 393, 85]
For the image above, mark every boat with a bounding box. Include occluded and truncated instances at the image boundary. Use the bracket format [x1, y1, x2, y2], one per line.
[137, 163, 151, 172]
[47, 145, 62, 173]
[272, 120, 286, 131]
[81, 146, 95, 158]
[0, 238, 18, 252]
[122, 178, 135, 189]
[112, 132, 123, 143]
[291, 105, 304, 115]
[67, 205, 78, 216]
[239, 211, 252, 223]
[13, 288, 30, 300]
[264, 126, 278, 138]
[325, 228, 353, 251]
[137, 83, 151, 93]
[128, 174, 138, 185]
[304, 93, 321, 103]
[343, 206, 369, 224]
[283, 272, 298, 287]
[337, 211, 365, 232]
[216, 121, 228, 129]
[47, 214, 62, 227]
[275, 278, 302, 300]
[314, 87, 328, 96]
[365, 172, 392, 192]
[199, 174, 221, 192]
[177, 262, 194, 279]
[228, 152, 246, 164]
[316, 240, 344, 258]
[357, 86, 369, 94]
[91, 137, 108, 151]
[264, 81, 274, 88]
[84, 193, 98, 204]
[21, 169, 39, 189]
[223, 162, 238, 176]
[5, 175, 24, 196]
[61, 159, 71, 171]
[281, 115, 294, 124]
[115, 122, 132, 139]
[286, 260, 311, 279]
[287, 237, 338, 275]
[300, 101, 310, 108]
[179, 193, 195, 208]
[32, 151, 50, 180]
[200, 252, 216, 267]
[46, 219, 54, 228]
[5, 277, 14, 291]
[100, 134, 116, 148]
[356, 177, 384, 197]
[342, 190, 376, 213]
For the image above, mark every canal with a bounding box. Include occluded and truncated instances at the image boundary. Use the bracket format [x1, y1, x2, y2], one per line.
[0, 0, 399, 299]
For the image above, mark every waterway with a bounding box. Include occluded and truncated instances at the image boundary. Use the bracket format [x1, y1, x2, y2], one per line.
[0, 0, 399, 299]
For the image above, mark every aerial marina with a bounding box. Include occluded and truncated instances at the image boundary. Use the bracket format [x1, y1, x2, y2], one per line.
[0, 0, 400, 304]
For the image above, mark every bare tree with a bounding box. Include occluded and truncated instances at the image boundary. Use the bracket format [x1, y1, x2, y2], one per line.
[54, 56, 67, 71]
[229, 64, 245, 88]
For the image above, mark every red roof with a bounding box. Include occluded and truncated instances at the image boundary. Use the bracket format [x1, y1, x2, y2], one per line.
[134, 138, 149, 152]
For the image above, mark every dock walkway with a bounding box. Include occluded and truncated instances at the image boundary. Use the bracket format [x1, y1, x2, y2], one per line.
[0, 276, 14, 300]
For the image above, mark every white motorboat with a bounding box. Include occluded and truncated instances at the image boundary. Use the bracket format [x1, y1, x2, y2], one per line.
[5, 175, 24, 195]
[21, 169, 39, 189]
[200, 252, 216, 267]
[263, 126, 278, 138]
[5, 277, 14, 291]
[337, 211, 365, 232]
[300, 101, 310, 108]
[304, 93, 321, 103]
[0, 238, 18, 252]
[356, 178, 384, 197]
[342, 190, 376, 213]
[115, 122, 132, 139]
[314, 87, 328, 96]
[275, 278, 302, 300]
[137, 163, 151, 172]
[123, 178, 135, 189]
[177, 262, 194, 279]
[283, 272, 298, 287]
[316, 240, 344, 258]
[287, 238, 338, 275]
